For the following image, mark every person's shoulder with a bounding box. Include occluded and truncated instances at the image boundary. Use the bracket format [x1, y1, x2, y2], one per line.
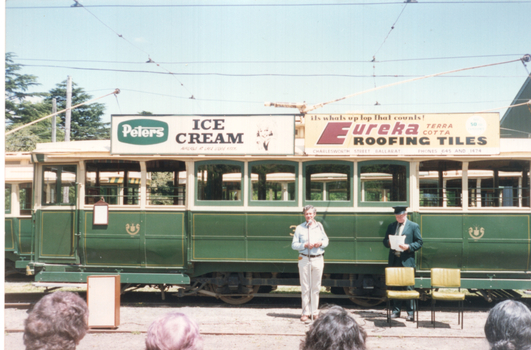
[408, 220, 420, 228]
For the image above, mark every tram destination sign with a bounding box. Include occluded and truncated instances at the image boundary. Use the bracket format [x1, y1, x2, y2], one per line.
[305, 113, 500, 156]
[111, 115, 295, 155]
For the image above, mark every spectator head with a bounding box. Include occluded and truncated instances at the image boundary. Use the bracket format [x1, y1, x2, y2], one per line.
[24, 291, 89, 350]
[484, 299, 531, 350]
[300, 305, 367, 350]
[146, 312, 203, 350]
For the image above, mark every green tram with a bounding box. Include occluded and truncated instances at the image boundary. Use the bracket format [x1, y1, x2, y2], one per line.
[5, 152, 34, 276]
[5, 114, 531, 305]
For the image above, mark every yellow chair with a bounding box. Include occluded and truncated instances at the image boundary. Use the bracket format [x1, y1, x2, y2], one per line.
[385, 267, 420, 328]
[430, 268, 465, 329]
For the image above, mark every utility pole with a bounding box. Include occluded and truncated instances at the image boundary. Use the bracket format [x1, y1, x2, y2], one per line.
[52, 98, 57, 142]
[65, 76, 72, 142]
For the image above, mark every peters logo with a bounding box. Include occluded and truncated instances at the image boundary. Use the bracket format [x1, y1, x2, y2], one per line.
[118, 119, 168, 145]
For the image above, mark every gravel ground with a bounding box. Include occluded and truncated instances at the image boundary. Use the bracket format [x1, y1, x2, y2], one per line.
[5, 298, 491, 350]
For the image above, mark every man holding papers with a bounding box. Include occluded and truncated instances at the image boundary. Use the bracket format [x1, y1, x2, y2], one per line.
[382, 206, 423, 321]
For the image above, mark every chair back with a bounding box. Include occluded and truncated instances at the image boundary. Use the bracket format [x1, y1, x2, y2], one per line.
[431, 268, 461, 288]
[385, 267, 415, 287]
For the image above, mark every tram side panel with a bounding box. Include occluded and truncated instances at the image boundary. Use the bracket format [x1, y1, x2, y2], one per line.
[189, 211, 391, 272]
[83, 210, 187, 269]
[36, 210, 78, 264]
[190, 211, 299, 262]
[418, 214, 464, 270]
[463, 214, 530, 272]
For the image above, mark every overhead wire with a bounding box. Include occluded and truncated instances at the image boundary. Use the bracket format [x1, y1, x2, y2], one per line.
[371, 1, 412, 89]
[18, 64, 526, 78]
[7, 1, 531, 9]
[15, 54, 526, 65]
[70, 1, 195, 98]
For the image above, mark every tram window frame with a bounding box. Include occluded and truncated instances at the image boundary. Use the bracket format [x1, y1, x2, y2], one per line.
[146, 160, 186, 206]
[468, 160, 530, 208]
[5, 184, 12, 214]
[303, 161, 353, 207]
[85, 161, 141, 205]
[19, 183, 33, 215]
[358, 160, 409, 208]
[419, 160, 463, 208]
[42, 165, 77, 206]
[195, 160, 244, 206]
[248, 160, 298, 207]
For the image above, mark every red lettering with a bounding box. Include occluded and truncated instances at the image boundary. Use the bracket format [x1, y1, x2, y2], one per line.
[317, 122, 352, 144]
[378, 124, 390, 135]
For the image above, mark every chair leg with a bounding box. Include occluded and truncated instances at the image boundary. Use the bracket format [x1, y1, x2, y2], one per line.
[387, 299, 391, 327]
[416, 299, 419, 328]
[460, 300, 464, 329]
[431, 299, 435, 328]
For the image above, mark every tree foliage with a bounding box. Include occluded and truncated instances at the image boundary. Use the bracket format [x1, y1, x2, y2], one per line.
[5, 52, 48, 126]
[5, 53, 110, 151]
[46, 81, 109, 140]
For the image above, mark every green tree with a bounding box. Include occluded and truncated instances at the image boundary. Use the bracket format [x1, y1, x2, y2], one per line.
[46, 81, 109, 140]
[5, 52, 54, 151]
[5, 52, 48, 125]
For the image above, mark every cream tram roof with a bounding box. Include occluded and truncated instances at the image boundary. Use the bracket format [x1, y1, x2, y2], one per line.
[5, 152, 33, 183]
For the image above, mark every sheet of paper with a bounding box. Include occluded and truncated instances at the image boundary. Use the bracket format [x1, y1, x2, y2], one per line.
[390, 235, 406, 251]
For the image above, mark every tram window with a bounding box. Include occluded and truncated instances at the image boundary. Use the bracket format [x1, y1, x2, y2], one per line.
[85, 161, 141, 205]
[146, 160, 186, 205]
[196, 161, 242, 203]
[249, 162, 297, 205]
[5, 184, 11, 214]
[19, 183, 33, 215]
[468, 160, 530, 208]
[42, 165, 77, 205]
[304, 161, 352, 205]
[359, 161, 408, 205]
[419, 161, 462, 207]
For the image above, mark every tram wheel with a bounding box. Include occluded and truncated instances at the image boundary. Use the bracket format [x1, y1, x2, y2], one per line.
[342, 274, 385, 307]
[214, 272, 261, 305]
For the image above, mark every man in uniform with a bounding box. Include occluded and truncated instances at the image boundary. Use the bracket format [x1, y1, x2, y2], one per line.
[382, 206, 423, 321]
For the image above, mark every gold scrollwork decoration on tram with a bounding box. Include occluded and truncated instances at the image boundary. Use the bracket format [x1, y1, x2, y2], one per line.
[289, 225, 297, 236]
[126, 223, 141, 236]
[468, 226, 485, 240]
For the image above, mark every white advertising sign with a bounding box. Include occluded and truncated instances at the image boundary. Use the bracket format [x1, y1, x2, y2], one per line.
[111, 115, 295, 155]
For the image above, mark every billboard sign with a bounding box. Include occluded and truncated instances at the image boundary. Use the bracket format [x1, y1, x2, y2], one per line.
[304, 113, 500, 155]
[111, 115, 295, 155]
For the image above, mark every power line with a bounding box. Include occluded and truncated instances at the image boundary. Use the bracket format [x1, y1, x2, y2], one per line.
[19, 64, 527, 78]
[7, 1, 531, 9]
[16, 54, 525, 65]
[70, 0, 195, 99]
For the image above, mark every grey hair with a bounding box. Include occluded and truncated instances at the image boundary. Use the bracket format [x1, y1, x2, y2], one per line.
[24, 292, 89, 350]
[146, 312, 203, 350]
[303, 205, 316, 214]
[485, 299, 531, 350]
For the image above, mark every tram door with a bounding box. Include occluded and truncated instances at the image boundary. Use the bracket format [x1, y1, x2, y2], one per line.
[37, 165, 80, 264]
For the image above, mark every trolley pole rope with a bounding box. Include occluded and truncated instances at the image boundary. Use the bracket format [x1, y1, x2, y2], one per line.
[6, 88, 120, 136]
[266, 55, 531, 114]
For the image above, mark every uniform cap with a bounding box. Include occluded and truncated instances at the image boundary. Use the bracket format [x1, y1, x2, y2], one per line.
[392, 206, 407, 215]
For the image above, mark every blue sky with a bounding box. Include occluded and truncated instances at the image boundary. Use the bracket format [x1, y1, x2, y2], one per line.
[5, 0, 531, 123]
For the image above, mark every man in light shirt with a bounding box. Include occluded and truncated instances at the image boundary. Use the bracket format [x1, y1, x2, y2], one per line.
[292, 205, 329, 323]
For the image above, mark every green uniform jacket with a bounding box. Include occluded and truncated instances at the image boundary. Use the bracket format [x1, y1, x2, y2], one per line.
[382, 220, 423, 268]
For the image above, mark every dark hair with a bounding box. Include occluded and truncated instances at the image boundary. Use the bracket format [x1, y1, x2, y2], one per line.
[146, 312, 203, 350]
[24, 291, 89, 350]
[300, 305, 367, 350]
[484, 299, 531, 350]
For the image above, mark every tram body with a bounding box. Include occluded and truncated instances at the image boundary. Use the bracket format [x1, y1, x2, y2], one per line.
[4, 153, 34, 275]
[7, 113, 531, 304]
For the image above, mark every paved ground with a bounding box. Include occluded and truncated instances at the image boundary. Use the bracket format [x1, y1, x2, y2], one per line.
[5, 299, 491, 350]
